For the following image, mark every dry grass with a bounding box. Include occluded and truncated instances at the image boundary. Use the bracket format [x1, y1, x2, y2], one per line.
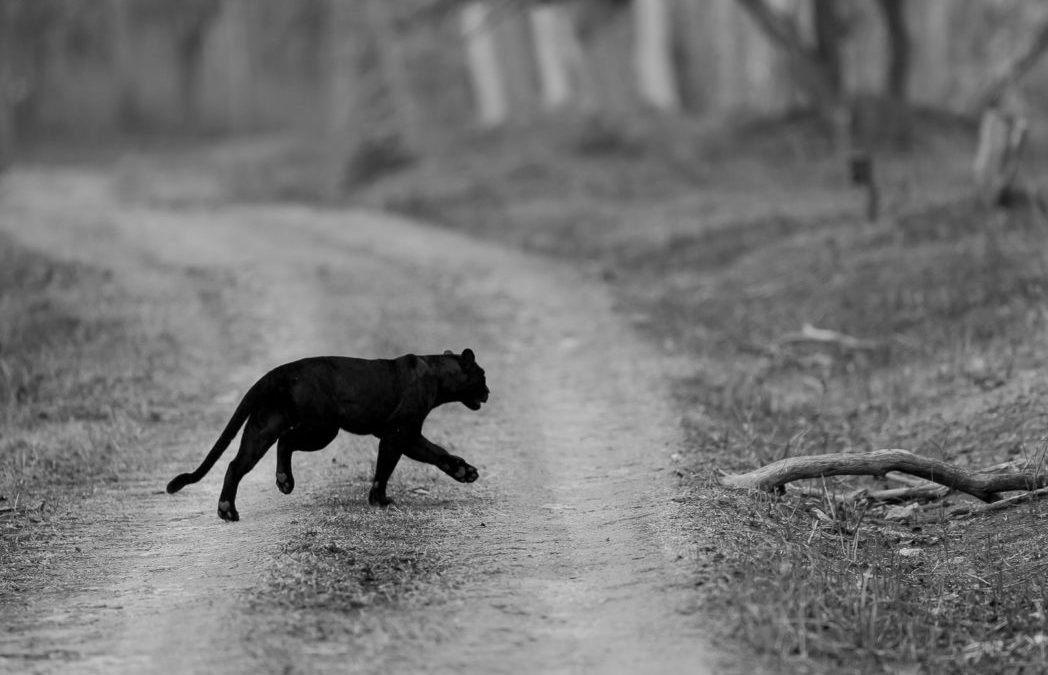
[251, 467, 493, 644]
[688, 486, 1048, 672]
[663, 198, 1048, 672]
[352, 118, 1048, 673]
[60, 118, 1043, 671]
[0, 232, 177, 596]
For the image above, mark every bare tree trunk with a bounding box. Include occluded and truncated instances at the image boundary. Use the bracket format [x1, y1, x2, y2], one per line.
[363, 0, 423, 151]
[461, 2, 507, 127]
[971, 14, 1048, 113]
[875, 0, 911, 102]
[0, 0, 13, 170]
[674, 0, 719, 113]
[173, 0, 221, 130]
[108, 0, 139, 130]
[734, 0, 840, 112]
[711, 0, 746, 109]
[922, 0, 952, 104]
[561, 6, 599, 111]
[324, 0, 363, 197]
[811, 0, 842, 98]
[578, 7, 637, 116]
[495, 9, 541, 122]
[222, 0, 253, 132]
[176, 39, 203, 129]
[633, 0, 679, 111]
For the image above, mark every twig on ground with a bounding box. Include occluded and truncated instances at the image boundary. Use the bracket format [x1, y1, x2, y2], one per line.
[867, 484, 951, 504]
[778, 323, 880, 351]
[792, 483, 949, 505]
[959, 485, 1048, 518]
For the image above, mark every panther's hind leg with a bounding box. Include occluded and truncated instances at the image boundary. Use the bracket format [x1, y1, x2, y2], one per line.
[218, 411, 287, 521]
[275, 424, 338, 495]
[403, 435, 479, 484]
[368, 435, 405, 507]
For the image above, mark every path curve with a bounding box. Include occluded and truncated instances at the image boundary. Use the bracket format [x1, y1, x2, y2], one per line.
[0, 167, 723, 674]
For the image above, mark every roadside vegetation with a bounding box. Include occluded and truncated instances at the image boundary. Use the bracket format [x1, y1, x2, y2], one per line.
[0, 230, 200, 599]
[7, 111, 1048, 671]
[346, 116, 1048, 673]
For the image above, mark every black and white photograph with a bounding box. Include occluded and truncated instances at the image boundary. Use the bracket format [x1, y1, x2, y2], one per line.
[3, 1, 1048, 673]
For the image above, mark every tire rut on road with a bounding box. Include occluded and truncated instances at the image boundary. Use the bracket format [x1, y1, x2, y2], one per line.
[0, 168, 723, 674]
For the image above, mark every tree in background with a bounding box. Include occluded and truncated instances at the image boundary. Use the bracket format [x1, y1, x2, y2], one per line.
[118, 0, 222, 128]
[460, 1, 507, 126]
[8, 0, 1048, 162]
[734, 0, 915, 144]
[633, 0, 679, 111]
[735, 0, 1048, 147]
[971, 10, 1048, 114]
[0, 1, 15, 170]
[734, 0, 846, 113]
[876, 0, 909, 104]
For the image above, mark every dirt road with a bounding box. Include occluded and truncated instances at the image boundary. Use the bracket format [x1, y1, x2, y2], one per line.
[0, 167, 725, 674]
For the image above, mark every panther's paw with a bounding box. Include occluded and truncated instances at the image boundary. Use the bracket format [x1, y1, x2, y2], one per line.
[218, 500, 239, 522]
[276, 472, 295, 495]
[368, 488, 395, 507]
[447, 458, 479, 483]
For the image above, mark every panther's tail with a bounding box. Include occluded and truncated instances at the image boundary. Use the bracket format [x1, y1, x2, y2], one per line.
[166, 377, 267, 494]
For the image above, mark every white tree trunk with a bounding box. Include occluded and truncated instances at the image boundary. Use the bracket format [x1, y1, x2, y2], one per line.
[461, 2, 507, 127]
[973, 109, 1027, 206]
[530, 5, 572, 109]
[633, 0, 679, 111]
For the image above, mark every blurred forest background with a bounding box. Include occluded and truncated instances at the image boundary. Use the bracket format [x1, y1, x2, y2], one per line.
[3, 0, 1048, 180]
[9, 4, 1048, 671]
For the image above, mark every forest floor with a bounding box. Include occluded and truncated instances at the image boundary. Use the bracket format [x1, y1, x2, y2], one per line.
[339, 116, 1048, 674]
[0, 160, 735, 673]
[4, 115, 1048, 673]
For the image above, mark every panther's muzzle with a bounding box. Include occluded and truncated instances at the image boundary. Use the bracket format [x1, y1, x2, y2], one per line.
[464, 387, 489, 411]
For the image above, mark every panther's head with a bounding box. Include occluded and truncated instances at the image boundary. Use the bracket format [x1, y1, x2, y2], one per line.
[442, 348, 489, 410]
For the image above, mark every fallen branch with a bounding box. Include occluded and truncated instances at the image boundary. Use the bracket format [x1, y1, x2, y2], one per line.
[721, 449, 1048, 503]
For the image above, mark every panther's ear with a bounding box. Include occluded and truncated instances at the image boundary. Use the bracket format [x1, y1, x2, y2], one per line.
[444, 350, 454, 356]
[462, 348, 475, 363]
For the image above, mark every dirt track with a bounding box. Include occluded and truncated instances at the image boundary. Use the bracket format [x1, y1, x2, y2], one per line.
[0, 167, 725, 674]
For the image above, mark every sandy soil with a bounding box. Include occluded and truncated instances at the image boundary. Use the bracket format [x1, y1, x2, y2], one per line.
[0, 167, 729, 674]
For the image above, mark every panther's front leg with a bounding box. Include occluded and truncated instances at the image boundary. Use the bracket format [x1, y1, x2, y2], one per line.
[368, 435, 404, 507]
[404, 435, 479, 484]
